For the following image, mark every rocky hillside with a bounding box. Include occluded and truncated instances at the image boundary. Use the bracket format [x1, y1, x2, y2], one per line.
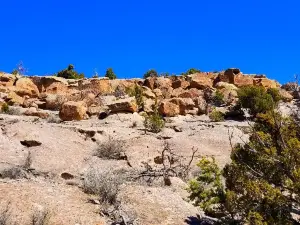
[0, 68, 297, 225]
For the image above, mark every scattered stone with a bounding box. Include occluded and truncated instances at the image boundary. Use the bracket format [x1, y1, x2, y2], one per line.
[20, 140, 42, 147]
[61, 172, 75, 180]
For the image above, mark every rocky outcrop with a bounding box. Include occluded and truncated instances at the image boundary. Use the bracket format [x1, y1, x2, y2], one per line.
[6, 92, 24, 105]
[15, 78, 40, 97]
[78, 79, 112, 95]
[0, 73, 16, 87]
[59, 101, 87, 121]
[253, 78, 279, 89]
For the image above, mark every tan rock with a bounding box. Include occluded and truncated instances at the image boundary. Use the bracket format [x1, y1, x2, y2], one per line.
[24, 107, 49, 119]
[159, 100, 180, 117]
[188, 73, 213, 89]
[215, 82, 238, 90]
[0, 73, 16, 87]
[44, 94, 67, 110]
[194, 96, 207, 114]
[279, 89, 293, 102]
[144, 98, 155, 113]
[143, 86, 156, 99]
[78, 79, 112, 95]
[59, 101, 87, 121]
[15, 78, 40, 97]
[253, 78, 279, 89]
[218, 68, 241, 83]
[171, 77, 190, 89]
[30, 76, 68, 93]
[7, 92, 24, 105]
[178, 88, 203, 99]
[87, 105, 103, 116]
[171, 88, 184, 98]
[107, 97, 138, 113]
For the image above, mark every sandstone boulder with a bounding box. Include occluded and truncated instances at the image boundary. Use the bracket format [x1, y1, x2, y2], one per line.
[59, 101, 87, 121]
[6, 92, 24, 105]
[78, 79, 112, 95]
[194, 96, 207, 114]
[143, 86, 156, 99]
[0, 73, 16, 87]
[253, 78, 279, 89]
[171, 77, 190, 89]
[279, 89, 293, 102]
[43, 94, 67, 110]
[159, 100, 180, 117]
[15, 78, 40, 97]
[188, 73, 213, 89]
[30, 76, 68, 93]
[178, 88, 203, 99]
[143, 98, 155, 113]
[107, 97, 138, 113]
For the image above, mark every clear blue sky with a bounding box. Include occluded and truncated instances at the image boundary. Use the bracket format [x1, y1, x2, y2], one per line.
[1, 0, 299, 83]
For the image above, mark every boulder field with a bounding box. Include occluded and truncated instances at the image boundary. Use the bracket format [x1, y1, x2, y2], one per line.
[0, 68, 293, 120]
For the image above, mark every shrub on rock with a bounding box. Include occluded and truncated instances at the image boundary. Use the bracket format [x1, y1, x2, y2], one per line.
[105, 68, 116, 80]
[56, 64, 84, 79]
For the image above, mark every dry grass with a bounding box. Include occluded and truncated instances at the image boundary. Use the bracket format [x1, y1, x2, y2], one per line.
[31, 208, 51, 225]
[0, 202, 12, 225]
[94, 137, 125, 160]
[83, 167, 126, 205]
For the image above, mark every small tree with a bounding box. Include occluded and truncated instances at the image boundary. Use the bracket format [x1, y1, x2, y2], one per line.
[56, 64, 84, 79]
[126, 84, 144, 110]
[188, 110, 300, 224]
[105, 68, 116, 80]
[143, 69, 158, 79]
[237, 86, 280, 116]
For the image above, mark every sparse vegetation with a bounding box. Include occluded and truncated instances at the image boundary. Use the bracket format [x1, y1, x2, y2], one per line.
[0, 167, 27, 179]
[209, 108, 224, 122]
[23, 151, 33, 170]
[94, 137, 125, 160]
[31, 208, 51, 225]
[237, 86, 280, 116]
[126, 84, 144, 110]
[56, 64, 84, 79]
[212, 90, 225, 106]
[181, 68, 201, 76]
[105, 68, 116, 80]
[144, 112, 164, 133]
[0, 202, 12, 225]
[143, 69, 158, 79]
[83, 167, 125, 205]
[1, 103, 9, 113]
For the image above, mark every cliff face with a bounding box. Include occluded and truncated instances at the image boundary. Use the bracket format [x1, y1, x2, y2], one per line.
[0, 68, 291, 120]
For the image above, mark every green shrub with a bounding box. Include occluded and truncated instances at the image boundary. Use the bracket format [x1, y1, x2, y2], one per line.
[126, 84, 144, 110]
[143, 69, 158, 79]
[209, 109, 224, 122]
[267, 88, 281, 103]
[188, 110, 300, 224]
[105, 68, 116, 80]
[212, 90, 225, 106]
[144, 112, 165, 133]
[181, 68, 201, 76]
[237, 86, 279, 116]
[1, 103, 9, 113]
[56, 64, 84, 79]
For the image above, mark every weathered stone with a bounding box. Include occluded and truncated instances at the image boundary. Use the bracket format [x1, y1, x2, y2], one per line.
[15, 78, 40, 97]
[107, 97, 137, 113]
[7, 92, 24, 105]
[194, 96, 207, 115]
[20, 139, 42, 147]
[24, 107, 49, 119]
[143, 98, 155, 113]
[172, 78, 190, 89]
[44, 94, 67, 110]
[143, 86, 156, 99]
[279, 89, 293, 102]
[87, 105, 103, 116]
[215, 82, 238, 90]
[78, 79, 112, 95]
[178, 88, 203, 99]
[253, 78, 279, 89]
[30, 76, 68, 93]
[59, 101, 87, 121]
[159, 100, 180, 117]
[188, 73, 213, 89]
[0, 73, 16, 87]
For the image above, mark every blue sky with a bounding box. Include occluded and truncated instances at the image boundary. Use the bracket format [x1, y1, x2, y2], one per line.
[0, 0, 299, 83]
